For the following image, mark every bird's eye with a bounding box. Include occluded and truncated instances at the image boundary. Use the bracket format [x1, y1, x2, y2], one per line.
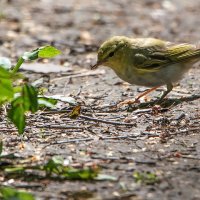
[108, 51, 115, 57]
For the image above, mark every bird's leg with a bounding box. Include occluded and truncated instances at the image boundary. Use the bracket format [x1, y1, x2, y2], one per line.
[135, 86, 160, 102]
[157, 83, 173, 103]
[117, 86, 160, 106]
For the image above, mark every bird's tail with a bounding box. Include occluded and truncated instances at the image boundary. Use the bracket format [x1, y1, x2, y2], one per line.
[194, 42, 200, 57]
[180, 43, 200, 61]
[196, 41, 200, 48]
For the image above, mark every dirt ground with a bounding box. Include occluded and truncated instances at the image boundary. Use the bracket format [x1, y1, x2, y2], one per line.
[0, 0, 200, 199]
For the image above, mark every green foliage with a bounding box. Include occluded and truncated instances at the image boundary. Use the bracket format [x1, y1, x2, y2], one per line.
[8, 84, 38, 134]
[0, 140, 3, 156]
[0, 186, 35, 200]
[8, 96, 26, 134]
[0, 45, 61, 134]
[2, 156, 100, 181]
[133, 171, 158, 184]
[38, 46, 61, 58]
[0, 67, 14, 104]
[44, 156, 99, 180]
[22, 85, 38, 112]
[22, 46, 61, 61]
[5, 167, 25, 173]
[44, 156, 64, 175]
[38, 97, 58, 108]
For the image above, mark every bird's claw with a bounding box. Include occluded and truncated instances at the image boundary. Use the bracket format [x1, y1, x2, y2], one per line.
[117, 98, 141, 107]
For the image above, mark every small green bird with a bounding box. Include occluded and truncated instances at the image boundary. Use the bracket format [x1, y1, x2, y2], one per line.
[91, 36, 200, 102]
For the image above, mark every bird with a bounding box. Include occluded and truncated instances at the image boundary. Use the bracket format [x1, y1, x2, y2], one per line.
[91, 36, 200, 103]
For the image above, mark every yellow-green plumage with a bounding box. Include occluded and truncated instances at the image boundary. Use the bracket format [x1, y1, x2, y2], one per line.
[92, 36, 200, 101]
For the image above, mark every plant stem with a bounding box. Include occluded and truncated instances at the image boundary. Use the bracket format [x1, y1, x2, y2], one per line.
[12, 57, 24, 73]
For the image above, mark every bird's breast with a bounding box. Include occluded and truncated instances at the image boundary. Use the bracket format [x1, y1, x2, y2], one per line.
[112, 62, 192, 87]
[114, 67, 162, 87]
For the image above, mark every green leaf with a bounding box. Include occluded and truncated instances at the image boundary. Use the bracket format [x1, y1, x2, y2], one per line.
[22, 50, 39, 61]
[0, 186, 35, 200]
[13, 86, 22, 94]
[5, 167, 25, 173]
[43, 156, 99, 180]
[0, 78, 14, 103]
[44, 156, 64, 175]
[38, 46, 61, 58]
[62, 167, 99, 180]
[133, 171, 158, 185]
[22, 85, 38, 113]
[0, 67, 12, 79]
[45, 95, 77, 105]
[8, 96, 25, 134]
[0, 140, 3, 156]
[38, 97, 57, 108]
[0, 57, 12, 70]
[0, 67, 14, 104]
[8, 84, 38, 134]
[22, 46, 61, 61]
[8, 84, 39, 134]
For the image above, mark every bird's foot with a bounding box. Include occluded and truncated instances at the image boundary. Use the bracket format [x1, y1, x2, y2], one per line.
[117, 98, 140, 107]
[117, 86, 161, 107]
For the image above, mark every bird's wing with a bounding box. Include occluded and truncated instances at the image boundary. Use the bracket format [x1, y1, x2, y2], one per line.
[133, 42, 199, 72]
[166, 43, 200, 61]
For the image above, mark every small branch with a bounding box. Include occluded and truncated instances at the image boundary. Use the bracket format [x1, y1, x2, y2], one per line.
[35, 125, 84, 129]
[134, 94, 200, 109]
[99, 134, 141, 140]
[79, 115, 136, 127]
[181, 155, 200, 160]
[53, 138, 93, 144]
[43, 138, 94, 148]
[0, 129, 17, 132]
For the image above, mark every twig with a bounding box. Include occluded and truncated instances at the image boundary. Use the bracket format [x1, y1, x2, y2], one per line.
[99, 134, 141, 140]
[43, 138, 94, 148]
[181, 155, 200, 160]
[53, 138, 93, 144]
[132, 107, 169, 114]
[117, 94, 200, 111]
[141, 131, 160, 137]
[0, 129, 17, 132]
[35, 125, 84, 129]
[79, 115, 136, 126]
[104, 192, 137, 200]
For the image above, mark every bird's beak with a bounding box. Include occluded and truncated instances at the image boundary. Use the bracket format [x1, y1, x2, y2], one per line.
[91, 60, 105, 70]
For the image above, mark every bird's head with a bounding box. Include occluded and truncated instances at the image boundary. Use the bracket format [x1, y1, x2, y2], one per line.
[91, 36, 130, 70]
